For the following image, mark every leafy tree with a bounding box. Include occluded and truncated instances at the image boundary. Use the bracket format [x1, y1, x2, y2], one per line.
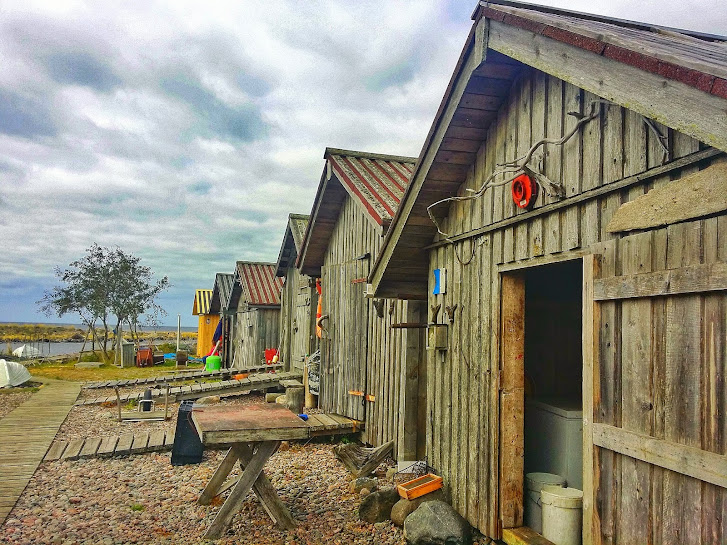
[38, 244, 170, 358]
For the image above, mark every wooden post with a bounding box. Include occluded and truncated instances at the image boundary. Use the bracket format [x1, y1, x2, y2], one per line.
[286, 387, 304, 415]
[115, 387, 122, 423]
[303, 359, 316, 409]
[164, 384, 170, 421]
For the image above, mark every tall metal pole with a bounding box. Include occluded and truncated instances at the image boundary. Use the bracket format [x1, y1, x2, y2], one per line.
[176, 314, 181, 352]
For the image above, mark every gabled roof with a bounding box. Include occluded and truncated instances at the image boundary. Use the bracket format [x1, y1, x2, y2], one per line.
[229, 261, 283, 309]
[192, 289, 213, 315]
[275, 213, 310, 277]
[297, 148, 416, 276]
[210, 273, 234, 314]
[369, 0, 727, 299]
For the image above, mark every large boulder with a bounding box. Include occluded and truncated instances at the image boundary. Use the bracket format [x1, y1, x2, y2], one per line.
[390, 489, 445, 527]
[359, 487, 399, 523]
[404, 500, 472, 545]
[351, 476, 378, 494]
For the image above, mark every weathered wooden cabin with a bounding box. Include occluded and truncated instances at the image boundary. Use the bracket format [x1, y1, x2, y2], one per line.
[275, 214, 316, 371]
[228, 261, 284, 369]
[368, 2, 727, 543]
[192, 289, 219, 357]
[209, 272, 235, 367]
[297, 148, 427, 463]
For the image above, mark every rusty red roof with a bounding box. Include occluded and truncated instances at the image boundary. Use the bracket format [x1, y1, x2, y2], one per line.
[325, 148, 416, 227]
[235, 262, 283, 307]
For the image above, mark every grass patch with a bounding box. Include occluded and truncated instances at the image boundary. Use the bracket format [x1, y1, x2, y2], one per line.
[0, 381, 42, 395]
[130, 503, 145, 512]
[30, 359, 204, 382]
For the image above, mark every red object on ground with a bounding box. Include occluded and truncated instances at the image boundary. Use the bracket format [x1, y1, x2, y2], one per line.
[265, 349, 278, 365]
[136, 347, 153, 367]
[511, 173, 538, 210]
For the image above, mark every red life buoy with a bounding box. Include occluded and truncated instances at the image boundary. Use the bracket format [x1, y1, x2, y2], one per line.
[512, 173, 538, 210]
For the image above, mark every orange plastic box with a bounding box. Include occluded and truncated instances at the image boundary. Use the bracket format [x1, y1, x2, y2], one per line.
[397, 473, 443, 500]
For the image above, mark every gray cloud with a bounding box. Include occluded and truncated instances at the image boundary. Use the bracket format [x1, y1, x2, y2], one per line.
[45, 51, 122, 91]
[0, 89, 57, 138]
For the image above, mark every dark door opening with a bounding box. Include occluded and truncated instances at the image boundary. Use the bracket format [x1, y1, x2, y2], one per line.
[523, 260, 583, 525]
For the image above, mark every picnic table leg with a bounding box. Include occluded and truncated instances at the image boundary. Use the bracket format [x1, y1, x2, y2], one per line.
[235, 443, 295, 530]
[204, 441, 278, 540]
[198, 447, 240, 505]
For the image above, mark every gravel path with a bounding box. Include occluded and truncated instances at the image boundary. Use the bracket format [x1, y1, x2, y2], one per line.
[0, 390, 34, 420]
[2, 444, 407, 545]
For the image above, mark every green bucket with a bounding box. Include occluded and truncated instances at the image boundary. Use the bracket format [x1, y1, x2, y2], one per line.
[205, 355, 222, 371]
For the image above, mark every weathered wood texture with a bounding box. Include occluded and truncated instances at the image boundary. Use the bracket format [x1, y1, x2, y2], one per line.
[278, 267, 316, 371]
[421, 64, 724, 539]
[319, 194, 424, 459]
[232, 306, 280, 370]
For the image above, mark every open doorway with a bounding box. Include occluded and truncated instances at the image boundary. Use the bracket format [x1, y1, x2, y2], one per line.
[499, 258, 583, 537]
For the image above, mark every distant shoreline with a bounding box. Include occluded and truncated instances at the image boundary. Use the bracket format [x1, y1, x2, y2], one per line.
[0, 321, 197, 332]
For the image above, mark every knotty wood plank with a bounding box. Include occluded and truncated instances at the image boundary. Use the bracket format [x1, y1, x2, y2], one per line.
[61, 438, 85, 461]
[114, 433, 134, 456]
[79, 437, 101, 458]
[97, 436, 118, 457]
[44, 441, 67, 462]
[593, 424, 727, 489]
[595, 261, 727, 300]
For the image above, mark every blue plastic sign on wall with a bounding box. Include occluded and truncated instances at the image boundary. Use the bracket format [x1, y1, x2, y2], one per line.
[433, 268, 446, 295]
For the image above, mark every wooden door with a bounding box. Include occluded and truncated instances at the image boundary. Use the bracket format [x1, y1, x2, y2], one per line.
[320, 261, 368, 421]
[584, 223, 727, 545]
[292, 275, 314, 369]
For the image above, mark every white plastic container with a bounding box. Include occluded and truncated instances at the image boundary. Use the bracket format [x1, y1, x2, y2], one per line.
[524, 472, 566, 533]
[541, 486, 583, 545]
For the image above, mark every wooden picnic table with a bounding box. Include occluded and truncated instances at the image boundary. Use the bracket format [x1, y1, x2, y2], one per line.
[192, 403, 309, 539]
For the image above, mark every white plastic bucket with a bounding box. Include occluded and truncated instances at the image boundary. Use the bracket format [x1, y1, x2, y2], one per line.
[541, 486, 583, 545]
[524, 472, 566, 533]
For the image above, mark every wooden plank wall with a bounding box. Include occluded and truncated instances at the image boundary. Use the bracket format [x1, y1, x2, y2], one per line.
[425, 65, 721, 536]
[278, 267, 315, 370]
[232, 304, 280, 368]
[320, 194, 425, 457]
[320, 195, 381, 421]
[592, 219, 727, 545]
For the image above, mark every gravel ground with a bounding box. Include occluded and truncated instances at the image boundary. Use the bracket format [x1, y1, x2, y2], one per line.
[2, 444, 408, 545]
[0, 390, 34, 420]
[3, 390, 491, 544]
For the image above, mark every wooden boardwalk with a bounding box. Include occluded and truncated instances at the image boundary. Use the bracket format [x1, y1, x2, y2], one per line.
[82, 364, 283, 390]
[76, 371, 303, 406]
[44, 413, 362, 461]
[0, 379, 81, 523]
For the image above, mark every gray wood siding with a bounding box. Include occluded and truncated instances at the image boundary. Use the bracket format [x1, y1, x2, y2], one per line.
[232, 303, 280, 369]
[279, 268, 315, 371]
[424, 66, 720, 536]
[320, 194, 425, 459]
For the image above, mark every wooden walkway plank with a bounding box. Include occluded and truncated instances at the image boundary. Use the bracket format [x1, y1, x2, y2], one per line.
[147, 430, 166, 452]
[130, 432, 149, 454]
[44, 441, 68, 462]
[115, 433, 134, 456]
[61, 438, 85, 461]
[97, 436, 118, 457]
[79, 437, 102, 458]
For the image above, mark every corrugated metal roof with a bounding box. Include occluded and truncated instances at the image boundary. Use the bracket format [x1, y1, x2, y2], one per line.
[326, 149, 416, 227]
[275, 214, 310, 277]
[236, 262, 283, 307]
[210, 273, 234, 313]
[192, 289, 213, 315]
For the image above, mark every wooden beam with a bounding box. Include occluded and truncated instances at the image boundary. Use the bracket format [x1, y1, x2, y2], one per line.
[582, 254, 601, 545]
[594, 261, 727, 301]
[502, 527, 557, 545]
[592, 423, 727, 489]
[607, 161, 727, 232]
[425, 148, 722, 249]
[487, 20, 727, 153]
[499, 273, 525, 529]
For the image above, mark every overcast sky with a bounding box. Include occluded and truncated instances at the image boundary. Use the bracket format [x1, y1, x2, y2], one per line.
[1, 0, 725, 327]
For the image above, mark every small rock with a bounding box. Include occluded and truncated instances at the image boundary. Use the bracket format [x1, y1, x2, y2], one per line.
[350, 476, 378, 493]
[386, 467, 398, 479]
[390, 489, 444, 527]
[360, 488, 371, 497]
[404, 500, 472, 545]
[196, 395, 221, 405]
[279, 441, 290, 452]
[359, 487, 399, 523]
[68, 498, 81, 505]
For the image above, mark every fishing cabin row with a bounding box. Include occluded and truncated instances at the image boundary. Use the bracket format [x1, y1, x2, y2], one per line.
[194, 1, 727, 543]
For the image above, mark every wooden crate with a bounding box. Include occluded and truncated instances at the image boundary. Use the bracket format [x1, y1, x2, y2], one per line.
[397, 473, 443, 500]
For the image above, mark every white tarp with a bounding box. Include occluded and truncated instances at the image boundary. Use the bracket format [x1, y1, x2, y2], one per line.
[0, 359, 32, 388]
[11, 345, 40, 358]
